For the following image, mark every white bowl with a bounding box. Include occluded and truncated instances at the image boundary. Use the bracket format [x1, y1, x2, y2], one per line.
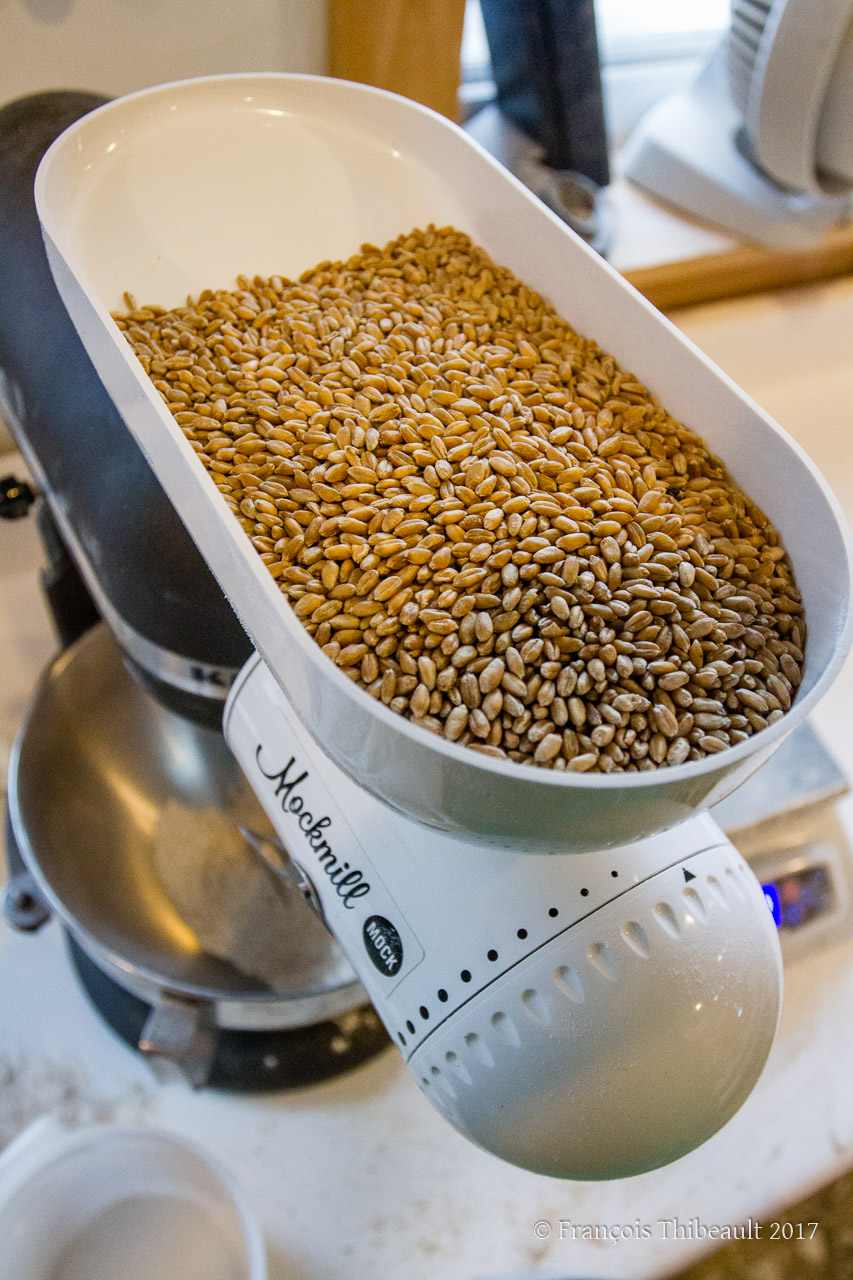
[0, 1118, 266, 1280]
[35, 74, 853, 851]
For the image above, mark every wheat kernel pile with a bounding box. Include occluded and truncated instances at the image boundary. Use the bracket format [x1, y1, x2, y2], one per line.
[115, 225, 805, 773]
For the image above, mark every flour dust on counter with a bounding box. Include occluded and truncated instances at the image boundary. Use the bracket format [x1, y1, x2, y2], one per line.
[0, 1050, 154, 1152]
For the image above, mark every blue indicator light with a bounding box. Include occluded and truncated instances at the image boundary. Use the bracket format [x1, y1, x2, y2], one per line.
[763, 883, 781, 928]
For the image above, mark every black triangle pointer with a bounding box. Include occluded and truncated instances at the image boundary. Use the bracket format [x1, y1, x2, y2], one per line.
[683, 868, 696, 882]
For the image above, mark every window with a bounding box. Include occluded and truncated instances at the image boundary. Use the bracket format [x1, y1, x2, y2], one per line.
[461, 0, 731, 147]
[596, 0, 729, 64]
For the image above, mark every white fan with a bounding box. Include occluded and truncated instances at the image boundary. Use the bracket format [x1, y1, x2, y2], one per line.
[623, 0, 853, 246]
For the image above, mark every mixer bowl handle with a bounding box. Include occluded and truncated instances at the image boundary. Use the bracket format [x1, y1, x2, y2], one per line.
[2, 806, 50, 933]
[138, 993, 217, 1089]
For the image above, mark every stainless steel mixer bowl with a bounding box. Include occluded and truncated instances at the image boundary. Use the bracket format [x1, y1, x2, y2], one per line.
[7, 623, 364, 1030]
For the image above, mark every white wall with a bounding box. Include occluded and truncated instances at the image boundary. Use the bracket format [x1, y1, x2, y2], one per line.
[0, 0, 327, 450]
[0, 0, 326, 101]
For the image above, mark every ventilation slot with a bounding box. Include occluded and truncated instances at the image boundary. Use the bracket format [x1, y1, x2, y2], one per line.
[621, 921, 651, 959]
[491, 1011, 521, 1047]
[727, 0, 773, 116]
[521, 988, 552, 1027]
[464, 1031, 494, 1069]
[725, 866, 746, 899]
[430, 1064, 457, 1101]
[683, 886, 708, 923]
[444, 1051, 473, 1085]
[554, 965, 585, 1004]
[654, 902, 680, 938]
[706, 875, 728, 908]
[588, 942, 618, 981]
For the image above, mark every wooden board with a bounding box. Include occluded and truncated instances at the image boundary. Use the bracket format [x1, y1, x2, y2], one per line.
[622, 221, 853, 312]
[328, 0, 466, 121]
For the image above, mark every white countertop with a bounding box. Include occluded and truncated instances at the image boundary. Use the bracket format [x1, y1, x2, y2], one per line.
[2, 276, 853, 1280]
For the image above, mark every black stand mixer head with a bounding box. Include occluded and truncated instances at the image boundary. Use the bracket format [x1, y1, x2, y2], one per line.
[0, 90, 252, 725]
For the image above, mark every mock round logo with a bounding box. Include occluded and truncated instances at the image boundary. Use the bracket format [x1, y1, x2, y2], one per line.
[363, 915, 404, 976]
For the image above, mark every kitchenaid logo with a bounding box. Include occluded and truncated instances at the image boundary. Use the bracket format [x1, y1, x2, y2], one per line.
[363, 915, 404, 976]
[255, 746, 370, 908]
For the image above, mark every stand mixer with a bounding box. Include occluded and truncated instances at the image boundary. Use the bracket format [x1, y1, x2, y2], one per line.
[4, 73, 853, 1180]
[0, 91, 388, 1090]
